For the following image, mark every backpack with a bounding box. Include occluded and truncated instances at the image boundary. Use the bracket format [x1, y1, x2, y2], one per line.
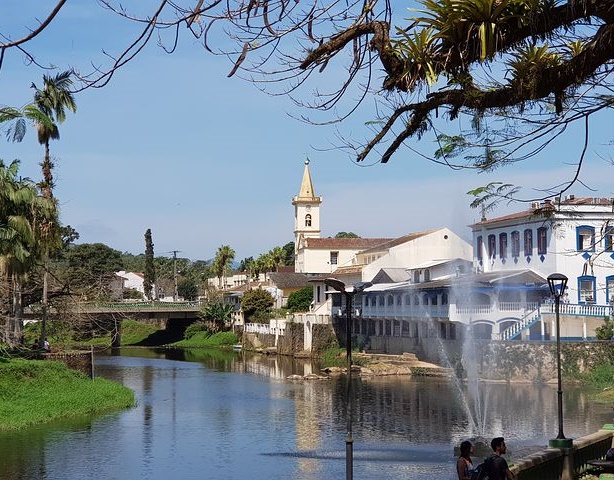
[472, 457, 492, 480]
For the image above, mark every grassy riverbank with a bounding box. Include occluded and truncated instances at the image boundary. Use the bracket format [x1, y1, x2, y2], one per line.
[0, 359, 135, 430]
[172, 331, 238, 348]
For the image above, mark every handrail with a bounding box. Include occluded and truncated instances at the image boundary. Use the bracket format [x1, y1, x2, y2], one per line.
[495, 308, 541, 341]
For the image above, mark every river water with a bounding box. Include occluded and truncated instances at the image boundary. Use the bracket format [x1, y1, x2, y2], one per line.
[1, 347, 611, 480]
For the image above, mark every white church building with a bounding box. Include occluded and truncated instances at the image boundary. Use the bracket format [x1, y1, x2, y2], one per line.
[289, 161, 614, 354]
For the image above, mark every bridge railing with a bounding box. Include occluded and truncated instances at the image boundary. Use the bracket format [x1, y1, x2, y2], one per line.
[510, 428, 613, 480]
[25, 300, 204, 315]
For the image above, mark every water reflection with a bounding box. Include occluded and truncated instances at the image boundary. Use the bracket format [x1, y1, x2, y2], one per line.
[0, 347, 611, 480]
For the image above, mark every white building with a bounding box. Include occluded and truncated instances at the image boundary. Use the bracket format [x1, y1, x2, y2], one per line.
[293, 159, 394, 274]
[115, 271, 156, 299]
[471, 196, 614, 305]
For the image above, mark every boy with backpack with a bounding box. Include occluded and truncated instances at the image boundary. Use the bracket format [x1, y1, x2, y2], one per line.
[477, 437, 515, 480]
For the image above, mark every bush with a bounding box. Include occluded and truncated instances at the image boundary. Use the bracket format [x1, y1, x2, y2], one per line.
[287, 286, 313, 312]
[184, 321, 210, 340]
[173, 331, 238, 348]
[241, 288, 275, 323]
[595, 317, 614, 340]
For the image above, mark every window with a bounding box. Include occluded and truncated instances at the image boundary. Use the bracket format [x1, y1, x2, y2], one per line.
[524, 229, 533, 257]
[424, 269, 430, 282]
[487, 234, 496, 259]
[537, 227, 548, 255]
[316, 285, 321, 303]
[476, 236, 483, 261]
[605, 227, 614, 252]
[413, 270, 420, 283]
[578, 276, 596, 303]
[607, 276, 614, 305]
[304, 214, 312, 227]
[330, 251, 338, 265]
[511, 231, 520, 257]
[499, 233, 508, 259]
[576, 225, 595, 251]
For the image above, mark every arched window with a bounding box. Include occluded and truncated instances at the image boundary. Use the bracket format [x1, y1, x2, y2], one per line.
[524, 229, 533, 257]
[499, 233, 508, 259]
[537, 227, 548, 255]
[387, 295, 394, 306]
[476, 236, 483, 261]
[511, 231, 520, 257]
[424, 269, 430, 282]
[441, 293, 448, 305]
[404, 294, 411, 305]
[304, 214, 312, 227]
[487, 234, 496, 259]
[413, 270, 420, 283]
[605, 227, 614, 252]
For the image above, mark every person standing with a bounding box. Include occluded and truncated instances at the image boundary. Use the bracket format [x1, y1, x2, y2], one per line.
[483, 437, 515, 480]
[456, 440, 476, 480]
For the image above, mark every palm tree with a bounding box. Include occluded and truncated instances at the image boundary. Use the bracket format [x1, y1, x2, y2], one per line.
[0, 70, 77, 346]
[268, 247, 285, 271]
[213, 245, 235, 288]
[0, 160, 54, 344]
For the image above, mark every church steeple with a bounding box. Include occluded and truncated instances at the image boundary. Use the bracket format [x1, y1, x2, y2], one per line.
[297, 159, 317, 200]
[292, 160, 322, 257]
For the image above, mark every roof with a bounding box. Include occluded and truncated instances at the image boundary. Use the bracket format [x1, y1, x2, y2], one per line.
[371, 268, 410, 284]
[267, 272, 310, 289]
[293, 160, 320, 202]
[331, 265, 364, 275]
[472, 197, 614, 227]
[302, 237, 393, 250]
[358, 229, 439, 254]
[359, 269, 547, 293]
[410, 258, 472, 270]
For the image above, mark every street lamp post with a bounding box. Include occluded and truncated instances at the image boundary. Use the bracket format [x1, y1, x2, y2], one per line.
[323, 278, 372, 480]
[547, 273, 572, 448]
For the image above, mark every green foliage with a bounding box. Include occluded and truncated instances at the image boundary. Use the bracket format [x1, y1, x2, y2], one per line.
[143, 228, 155, 300]
[582, 363, 614, 391]
[198, 302, 234, 331]
[123, 288, 143, 300]
[287, 286, 313, 312]
[241, 288, 275, 323]
[0, 359, 134, 430]
[184, 321, 210, 340]
[119, 319, 161, 345]
[320, 347, 346, 368]
[334, 232, 360, 238]
[177, 278, 198, 300]
[282, 241, 295, 266]
[595, 317, 614, 341]
[63, 243, 124, 298]
[173, 331, 238, 348]
[212, 245, 235, 286]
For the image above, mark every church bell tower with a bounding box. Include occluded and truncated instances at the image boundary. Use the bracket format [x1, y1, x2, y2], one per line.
[292, 159, 322, 254]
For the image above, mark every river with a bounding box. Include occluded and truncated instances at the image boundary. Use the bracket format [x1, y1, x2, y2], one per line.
[0, 347, 611, 479]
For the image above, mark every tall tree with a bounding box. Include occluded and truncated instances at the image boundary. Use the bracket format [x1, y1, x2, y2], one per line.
[212, 245, 235, 288]
[281, 242, 295, 267]
[143, 228, 155, 300]
[267, 247, 286, 272]
[0, 71, 77, 346]
[0, 160, 54, 343]
[32, 71, 76, 346]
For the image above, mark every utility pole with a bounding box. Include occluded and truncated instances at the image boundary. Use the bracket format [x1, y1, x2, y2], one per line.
[172, 250, 180, 301]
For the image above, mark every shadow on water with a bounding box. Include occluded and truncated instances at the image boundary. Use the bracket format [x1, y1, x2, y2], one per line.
[264, 446, 447, 463]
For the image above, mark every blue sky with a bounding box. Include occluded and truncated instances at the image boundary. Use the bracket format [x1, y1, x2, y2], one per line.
[1, 2, 612, 261]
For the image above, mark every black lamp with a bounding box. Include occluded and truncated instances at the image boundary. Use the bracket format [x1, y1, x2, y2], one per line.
[547, 273, 571, 447]
[323, 278, 372, 480]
